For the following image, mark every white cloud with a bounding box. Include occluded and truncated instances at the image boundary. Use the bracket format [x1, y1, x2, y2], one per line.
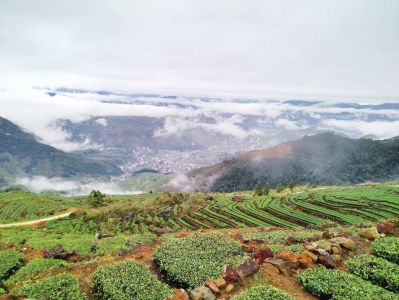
[95, 118, 108, 127]
[321, 119, 399, 139]
[15, 176, 142, 196]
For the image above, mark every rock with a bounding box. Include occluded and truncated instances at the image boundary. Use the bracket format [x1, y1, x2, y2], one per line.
[306, 224, 321, 230]
[213, 278, 226, 288]
[331, 254, 341, 263]
[236, 259, 260, 278]
[316, 248, 328, 256]
[230, 233, 244, 243]
[284, 236, 305, 244]
[330, 237, 356, 250]
[337, 231, 354, 238]
[318, 253, 335, 268]
[377, 221, 394, 234]
[298, 253, 313, 268]
[275, 250, 299, 269]
[225, 284, 234, 293]
[253, 247, 273, 263]
[205, 280, 220, 294]
[45, 247, 76, 260]
[166, 289, 190, 300]
[301, 250, 318, 262]
[303, 241, 318, 252]
[231, 196, 243, 202]
[331, 245, 341, 255]
[317, 240, 332, 253]
[189, 287, 216, 300]
[322, 231, 335, 239]
[264, 258, 292, 276]
[222, 265, 240, 283]
[360, 227, 380, 240]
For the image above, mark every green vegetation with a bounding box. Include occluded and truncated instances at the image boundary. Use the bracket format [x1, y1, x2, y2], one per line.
[0, 190, 78, 223]
[372, 237, 399, 264]
[346, 254, 399, 292]
[7, 258, 68, 285]
[22, 273, 86, 300]
[0, 249, 24, 279]
[0, 116, 121, 188]
[299, 267, 399, 300]
[211, 133, 399, 191]
[88, 190, 107, 208]
[232, 284, 294, 300]
[93, 260, 172, 300]
[96, 234, 156, 254]
[153, 232, 242, 288]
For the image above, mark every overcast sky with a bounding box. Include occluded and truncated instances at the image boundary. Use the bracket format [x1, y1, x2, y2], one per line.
[0, 0, 398, 102]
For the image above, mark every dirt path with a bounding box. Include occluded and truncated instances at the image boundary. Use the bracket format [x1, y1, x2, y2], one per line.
[0, 208, 77, 228]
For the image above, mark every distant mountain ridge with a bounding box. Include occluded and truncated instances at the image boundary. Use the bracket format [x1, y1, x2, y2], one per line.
[190, 132, 399, 192]
[0, 117, 121, 187]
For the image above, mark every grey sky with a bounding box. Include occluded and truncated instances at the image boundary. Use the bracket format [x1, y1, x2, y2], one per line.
[0, 0, 399, 101]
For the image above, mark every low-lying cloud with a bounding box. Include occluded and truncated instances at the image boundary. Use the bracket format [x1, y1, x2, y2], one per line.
[15, 176, 142, 196]
[1, 87, 399, 153]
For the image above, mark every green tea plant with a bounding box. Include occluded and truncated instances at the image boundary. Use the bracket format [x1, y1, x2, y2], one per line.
[346, 254, 399, 292]
[6, 258, 68, 285]
[372, 237, 399, 264]
[153, 232, 242, 288]
[232, 284, 294, 300]
[96, 234, 156, 254]
[299, 267, 398, 300]
[22, 273, 86, 300]
[0, 249, 24, 279]
[93, 260, 172, 300]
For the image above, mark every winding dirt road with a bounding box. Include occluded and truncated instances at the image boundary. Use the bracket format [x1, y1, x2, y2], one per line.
[0, 208, 77, 228]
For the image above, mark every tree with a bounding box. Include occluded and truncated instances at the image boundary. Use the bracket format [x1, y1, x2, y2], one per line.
[88, 190, 106, 207]
[263, 184, 270, 196]
[253, 182, 264, 196]
[276, 183, 284, 193]
[288, 181, 295, 193]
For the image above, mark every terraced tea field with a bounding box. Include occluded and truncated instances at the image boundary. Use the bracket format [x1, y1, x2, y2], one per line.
[45, 184, 399, 235]
[0, 191, 79, 224]
[1, 183, 399, 299]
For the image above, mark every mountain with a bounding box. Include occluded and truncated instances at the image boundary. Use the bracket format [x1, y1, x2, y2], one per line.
[0, 117, 121, 187]
[190, 132, 399, 192]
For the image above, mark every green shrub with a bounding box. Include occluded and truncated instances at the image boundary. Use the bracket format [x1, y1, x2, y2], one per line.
[372, 237, 399, 264]
[153, 232, 242, 288]
[0, 249, 24, 279]
[93, 260, 172, 300]
[241, 229, 321, 244]
[22, 273, 85, 300]
[0, 287, 5, 295]
[299, 267, 398, 300]
[269, 243, 303, 254]
[346, 254, 399, 292]
[96, 234, 156, 254]
[7, 258, 68, 285]
[232, 284, 293, 300]
[26, 234, 94, 255]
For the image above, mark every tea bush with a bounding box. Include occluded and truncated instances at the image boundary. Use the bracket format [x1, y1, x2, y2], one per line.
[22, 273, 86, 300]
[153, 232, 242, 288]
[7, 258, 68, 285]
[232, 284, 294, 300]
[372, 237, 399, 264]
[0, 249, 24, 279]
[299, 267, 398, 300]
[93, 260, 172, 300]
[96, 233, 156, 254]
[346, 254, 399, 292]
